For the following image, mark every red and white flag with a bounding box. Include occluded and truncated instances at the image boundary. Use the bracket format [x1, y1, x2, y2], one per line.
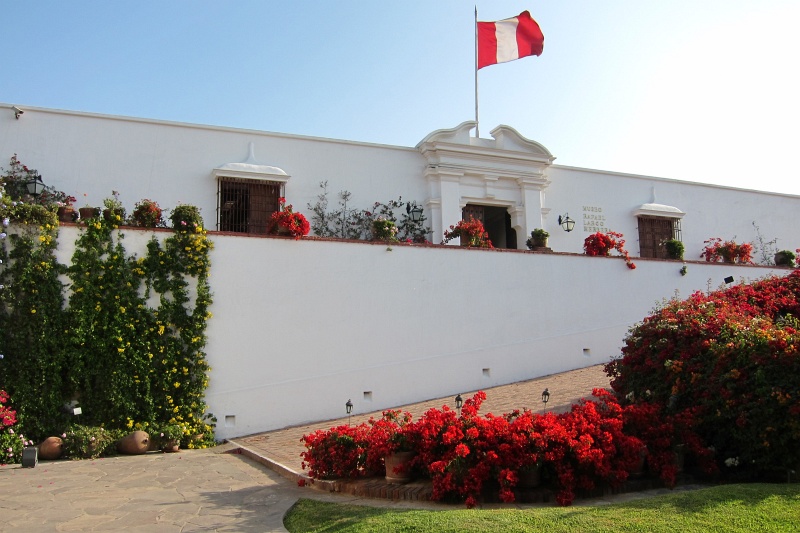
[477, 11, 544, 69]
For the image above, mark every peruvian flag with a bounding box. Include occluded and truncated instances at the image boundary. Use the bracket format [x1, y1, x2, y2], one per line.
[477, 11, 544, 69]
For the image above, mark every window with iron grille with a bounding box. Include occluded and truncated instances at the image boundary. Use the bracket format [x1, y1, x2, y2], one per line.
[637, 216, 682, 259]
[217, 178, 281, 234]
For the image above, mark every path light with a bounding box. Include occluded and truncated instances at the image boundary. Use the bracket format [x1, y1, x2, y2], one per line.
[541, 388, 550, 412]
[557, 214, 575, 232]
[406, 202, 424, 223]
[346, 399, 353, 426]
[25, 174, 45, 197]
[454, 394, 463, 415]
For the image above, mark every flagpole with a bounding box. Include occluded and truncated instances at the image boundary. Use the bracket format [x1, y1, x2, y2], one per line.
[474, 5, 479, 138]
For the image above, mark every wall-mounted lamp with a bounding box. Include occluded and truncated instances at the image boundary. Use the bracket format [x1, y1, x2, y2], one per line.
[557, 214, 575, 232]
[454, 394, 463, 414]
[541, 388, 550, 411]
[26, 175, 45, 197]
[406, 202, 424, 223]
[12, 106, 24, 120]
[345, 399, 353, 425]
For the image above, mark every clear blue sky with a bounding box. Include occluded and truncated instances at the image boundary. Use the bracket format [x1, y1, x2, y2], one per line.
[3, 1, 799, 194]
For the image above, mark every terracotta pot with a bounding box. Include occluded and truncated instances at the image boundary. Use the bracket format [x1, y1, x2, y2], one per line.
[384, 451, 415, 483]
[57, 206, 77, 223]
[79, 207, 99, 220]
[116, 431, 150, 455]
[103, 208, 124, 223]
[38, 436, 64, 460]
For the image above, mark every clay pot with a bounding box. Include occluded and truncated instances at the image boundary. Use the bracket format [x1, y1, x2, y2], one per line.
[116, 431, 150, 455]
[57, 207, 77, 223]
[79, 207, 99, 220]
[38, 436, 64, 460]
[384, 451, 416, 483]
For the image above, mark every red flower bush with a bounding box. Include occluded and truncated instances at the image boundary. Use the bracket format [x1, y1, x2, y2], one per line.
[301, 390, 648, 507]
[607, 271, 800, 478]
[583, 231, 636, 269]
[700, 237, 753, 263]
[442, 218, 493, 249]
[268, 198, 310, 239]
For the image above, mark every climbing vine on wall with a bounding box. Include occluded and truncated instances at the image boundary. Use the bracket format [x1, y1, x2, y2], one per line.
[0, 209, 215, 446]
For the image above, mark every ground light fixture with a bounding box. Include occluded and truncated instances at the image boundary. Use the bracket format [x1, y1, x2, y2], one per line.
[557, 214, 575, 232]
[406, 202, 424, 222]
[454, 394, 463, 415]
[541, 388, 550, 411]
[345, 399, 353, 426]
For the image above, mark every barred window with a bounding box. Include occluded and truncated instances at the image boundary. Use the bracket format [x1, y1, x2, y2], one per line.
[217, 178, 281, 234]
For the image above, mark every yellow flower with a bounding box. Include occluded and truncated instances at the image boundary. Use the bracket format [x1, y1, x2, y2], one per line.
[174, 382, 181, 388]
[31, 308, 36, 314]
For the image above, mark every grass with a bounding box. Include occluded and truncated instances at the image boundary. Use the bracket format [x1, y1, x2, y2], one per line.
[284, 484, 800, 532]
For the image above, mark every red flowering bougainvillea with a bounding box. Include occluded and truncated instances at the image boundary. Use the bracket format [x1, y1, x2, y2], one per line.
[0, 390, 29, 465]
[268, 197, 310, 239]
[700, 237, 753, 263]
[583, 231, 636, 269]
[301, 390, 649, 507]
[606, 271, 800, 478]
[442, 218, 493, 249]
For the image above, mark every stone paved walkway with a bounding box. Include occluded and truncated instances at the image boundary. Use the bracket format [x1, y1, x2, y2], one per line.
[3, 364, 710, 532]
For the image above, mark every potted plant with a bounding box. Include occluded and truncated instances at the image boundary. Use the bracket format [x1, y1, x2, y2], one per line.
[170, 204, 204, 231]
[663, 239, 684, 260]
[701, 238, 753, 264]
[774, 249, 796, 267]
[77, 197, 98, 220]
[371, 216, 398, 242]
[155, 424, 184, 453]
[367, 410, 415, 483]
[131, 198, 164, 228]
[267, 197, 310, 239]
[584, 230, 636, 269]
[102, 190, 126, 224]
[442, 218, 493, 248]
[526, 228, 550, 249]
[62, 425, 120, 460]
[56, 196, 78, 223]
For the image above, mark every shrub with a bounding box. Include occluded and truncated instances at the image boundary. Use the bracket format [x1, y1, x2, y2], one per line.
[663, 239, 684, 260]
[443, 218, 493, 249]
[302, 390, 647, 507]
[131, 198, 164, 228]
[700, 237, 753, 263]
[62, 425, 121, 459]
[606, 271, 800, 478]
[0, 390, 30, 465]
[170, 204, 204, 231]
[584, 231, 636, 269]
[268, 198, 310, 239]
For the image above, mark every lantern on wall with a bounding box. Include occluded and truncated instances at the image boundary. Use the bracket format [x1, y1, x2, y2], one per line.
[25, 175, 46, 197]
[557, 214, 575, 232]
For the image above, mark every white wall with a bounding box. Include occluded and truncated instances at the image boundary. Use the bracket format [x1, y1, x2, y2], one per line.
[58, 226, 791, 440]
[545, 165, 799, 260]
[0, 105, 426, 229]
[3, 104, 799, 259]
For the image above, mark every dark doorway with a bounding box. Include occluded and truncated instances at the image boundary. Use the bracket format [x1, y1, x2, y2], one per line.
[462, 204, 517, 249]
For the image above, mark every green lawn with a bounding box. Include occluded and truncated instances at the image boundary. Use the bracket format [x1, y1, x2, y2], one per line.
[284, 484, 800, 532]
